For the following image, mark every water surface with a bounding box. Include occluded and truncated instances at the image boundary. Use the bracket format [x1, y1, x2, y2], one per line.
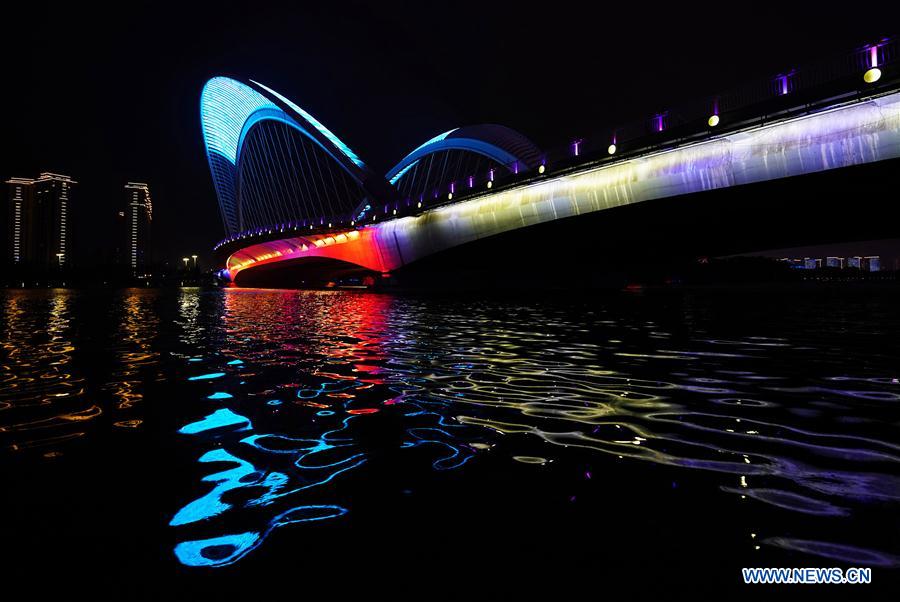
[2, 287, 898, 597]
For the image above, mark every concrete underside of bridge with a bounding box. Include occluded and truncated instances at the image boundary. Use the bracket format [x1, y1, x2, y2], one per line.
[232, 156, 899, 289]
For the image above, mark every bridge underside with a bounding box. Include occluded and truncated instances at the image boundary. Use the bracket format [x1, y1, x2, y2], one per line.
[229, 156, 900, 289]
[233, 256, 377, 287]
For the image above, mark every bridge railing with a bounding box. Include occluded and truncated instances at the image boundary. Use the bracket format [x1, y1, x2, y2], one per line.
[215, 36, 898, 256]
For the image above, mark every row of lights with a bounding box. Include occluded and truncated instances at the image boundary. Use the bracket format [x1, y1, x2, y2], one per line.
[229, 230, 361, 274]
[603, 46, 884, 156]
[433, 46, 889, 196]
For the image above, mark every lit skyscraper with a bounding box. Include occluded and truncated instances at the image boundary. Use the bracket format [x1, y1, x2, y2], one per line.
[123, 182, 153, 273]
[5, 172, 76, 269]
[6, 177, 34, 265]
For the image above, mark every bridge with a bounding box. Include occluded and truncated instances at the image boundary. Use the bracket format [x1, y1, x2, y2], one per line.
[204, 40, 900, 287]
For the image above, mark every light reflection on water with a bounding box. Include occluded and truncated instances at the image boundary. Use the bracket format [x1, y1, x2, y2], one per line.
[0, 290, 93, 453]
[2, 287, 899, 571]
[170, 290, 487, 566]
[106, 290, 162, 427]
[168, 288, 900, 569]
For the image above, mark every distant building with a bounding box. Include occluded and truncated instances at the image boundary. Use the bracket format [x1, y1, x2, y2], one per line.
[803, 258, 821, 270]
[121, 182, 153, 273]
[825, 256, 844, 269]
[848, 256, 862, 269]
[779, 258, 805, 269]
[5, 172, 76, 270]
[863, 256, 880, 272]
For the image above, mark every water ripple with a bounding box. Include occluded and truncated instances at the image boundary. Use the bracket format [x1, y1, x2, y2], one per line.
[5, 287, 898, 571]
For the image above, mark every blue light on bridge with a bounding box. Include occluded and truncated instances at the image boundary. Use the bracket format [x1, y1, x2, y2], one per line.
[201, 77, 278, 165]
[250, 80, 366, 169]
[389, 160, 418, 185]
[386, 128, 457, 183]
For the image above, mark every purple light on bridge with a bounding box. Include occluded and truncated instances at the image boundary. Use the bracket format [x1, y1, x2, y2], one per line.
[572, 140, 581, 157]
[654, 113, 667, 133]
[468, 175, 474, 188]
[775, 71, 795, 96]
[863, 45, 883, 83]
[709, 98, 721, 127]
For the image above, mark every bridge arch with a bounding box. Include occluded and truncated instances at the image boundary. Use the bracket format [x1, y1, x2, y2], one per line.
[200, 76, 390, 235]
[386, 125, 542, 199]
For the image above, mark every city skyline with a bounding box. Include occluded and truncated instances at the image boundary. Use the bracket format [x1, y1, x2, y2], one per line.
[2, 173, 206, 279]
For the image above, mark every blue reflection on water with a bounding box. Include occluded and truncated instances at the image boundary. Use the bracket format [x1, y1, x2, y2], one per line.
[174, 532, 261, 567]
[178, 408, 251, 434]
[188, 372, 225, 381]
[164, 289, 900, 571]
[174, 505, 348, 567]
[172, 359, 375, 567]
[169, 448, 288, 526]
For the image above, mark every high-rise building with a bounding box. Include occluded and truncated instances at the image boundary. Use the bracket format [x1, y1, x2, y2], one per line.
[122, 182, 153, 273]
[6, 177, 33, 265]
[5, 172, 76, 270]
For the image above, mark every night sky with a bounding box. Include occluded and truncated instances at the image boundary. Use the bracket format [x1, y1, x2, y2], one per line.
[2, 2, 895, 267]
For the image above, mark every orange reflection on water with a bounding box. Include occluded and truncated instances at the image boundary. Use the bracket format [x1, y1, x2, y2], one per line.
[106, 289, 161, 414]
[0, 290, 94, 453]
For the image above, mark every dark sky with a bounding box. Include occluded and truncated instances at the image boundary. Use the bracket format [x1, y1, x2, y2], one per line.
[2, 2, 896, 267]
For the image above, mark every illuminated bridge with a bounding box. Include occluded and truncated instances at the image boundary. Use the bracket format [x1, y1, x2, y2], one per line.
[205, 40, 900, 287]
